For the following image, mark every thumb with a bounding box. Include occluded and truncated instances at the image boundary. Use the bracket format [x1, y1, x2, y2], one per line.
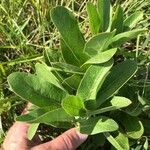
[32, 128, 88, 150]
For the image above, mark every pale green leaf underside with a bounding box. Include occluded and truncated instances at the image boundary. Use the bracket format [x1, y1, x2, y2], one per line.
[27, 123, 39, 140]
[104, 133, 124, 150]
[77, 116, 118, 135]
[113, 131, 129, 150]
[83, 48, 117, 65]
[62, 95, 85, 116]
[88, 96, 131, 115]
[35, 63, 63, 89]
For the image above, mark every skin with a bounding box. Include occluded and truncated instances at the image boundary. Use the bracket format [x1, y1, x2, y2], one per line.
[1, 104, 88, 150]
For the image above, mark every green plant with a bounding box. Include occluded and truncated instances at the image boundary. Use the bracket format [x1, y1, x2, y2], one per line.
[6, 0, 149, 149]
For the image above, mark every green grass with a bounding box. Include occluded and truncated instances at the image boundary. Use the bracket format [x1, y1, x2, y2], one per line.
[0, 0, 150, 149]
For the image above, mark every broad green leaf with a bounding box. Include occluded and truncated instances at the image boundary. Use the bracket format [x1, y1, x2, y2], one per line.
[16, 107, 73, 123]
[35, 63, 63, 89]
[62, 95, 85, 116]
[50, 62, 84, 75]
[60, 39, 80, 66]
[62, 74, 82, 90]
[111, 5, 123, 34]
[87, 2, 100, 34]
[8, 72, 67, 107]
[112, 131, 129, 150]
[111, 29, 147, 47]
[97, 0, 110, 32]
[110, 96, 132, 108]
[84, 32, 115, 56]
[77, 60, 113, 108]
[83, 48, 117, 65]
[120, 114, 144, 139]
[77, 116, 118, 135]
[97, 60, 138, 106]
[27, 123, 39, 140]
[88, 96, 131, 115]
[51, 6, 88, 65]
[104, 133, 124, 150]
[124, 12, 143, 30]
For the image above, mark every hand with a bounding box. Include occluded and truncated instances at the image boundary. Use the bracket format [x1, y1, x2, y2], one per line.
[2, 105, 88, 150]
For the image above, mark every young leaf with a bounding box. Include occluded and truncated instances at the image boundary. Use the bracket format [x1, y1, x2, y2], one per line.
[16, 107, 73, 123]
[111, 29, 147, 47]
[86, 2, 100, 34]
[97, 0, 110, 32]
[124, 12, 143, 30]
[104, 133, 124, 150]
[83, 48, 117, 65]
[84, 32, 115, 56]
[111, 5, 123, 34]
[62, 95, 85, 116]
[51, 6, 88, 65]
[88, 96, 131, 116]
[97, 60, 138, 106]
[8, 72, 67, 107]
[77, 60, 113, 108]
[27, 123, 39, 140]
[77, 116, 118, 135]
[120, 114, 144, 139]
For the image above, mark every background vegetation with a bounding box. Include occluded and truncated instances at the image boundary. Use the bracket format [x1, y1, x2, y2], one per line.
[0, 0, 149, 149]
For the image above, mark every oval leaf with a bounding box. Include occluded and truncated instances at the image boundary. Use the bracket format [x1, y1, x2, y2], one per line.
[111, 5, 123, 34]
[87, 2, 100, 34]
[84, 32, 115, 56]
[104, 133, 124, 150]
[62, 95, 85, 116]
[88, 96, 131, 115]
[77, 116, 118, 135]
[16, 107, 73, 124]
[51, 6, 88, 65]
[120, 114, 144, 139]
[124, 12, 143, 30]
[77, 59, 113, 109]
[111, 29, 147, 47]
[27, 123, 39, 140]
[97, 0, 110, 32]
[97, 60, 138, 106]
[8, 72, 67, 107]
[83, 48, 117, 65]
